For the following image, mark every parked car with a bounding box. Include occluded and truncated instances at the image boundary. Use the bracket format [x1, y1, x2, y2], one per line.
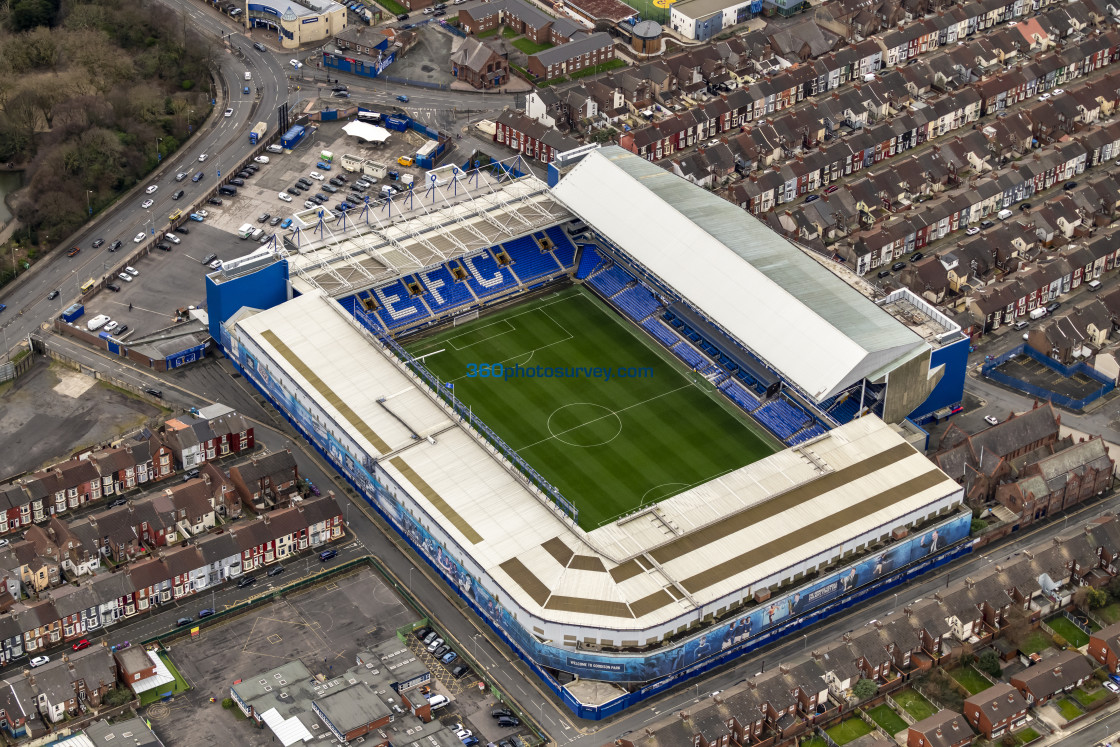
[174, 618, 192, 628]
[269, 216, 282, 226]
[237, 576, 257, 588]
[198, 609, 214, 618]
[106, 283, 120, 292]
[414, 626, 431, 640]
[116, 325, 128, 335]
[72, 639, 91, 651]
[144, 388, 163, 399]
[451, 664, 470, 678]
[965, 226, 980, 235]
[441, 651, 458, 664]
[157, 243, 171, 251]
[108, 498, 128, 508]
[497, 716, 520, 728]
[319, 549, 338, 562]
[984, 415, 999, 426]
[208, 197, 223, 205]
[165, 234, 181, 244]
[201, 253, 218, 265]
[1063, 181, 1078, 190]
[30, 656, 49, 667]
[117, 272, 133, 283]
[279, 192, 292, 202]
[258, 213, 271, 223]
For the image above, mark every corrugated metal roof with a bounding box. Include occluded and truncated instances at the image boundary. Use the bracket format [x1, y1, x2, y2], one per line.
[550, 147, 928, 401]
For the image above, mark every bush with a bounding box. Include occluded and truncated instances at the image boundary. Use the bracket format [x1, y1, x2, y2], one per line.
[852, 678, 877, 700]
[103, 687, 133, 707]
[1052, 633, 1068, 649]
[222, 697, 234, 709]
[970, 518, 988, 533]
[977, 650, 1002, 678]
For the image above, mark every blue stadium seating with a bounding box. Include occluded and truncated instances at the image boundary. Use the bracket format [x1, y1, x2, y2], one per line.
[373, 280, 430, 329]
[503, 236, 563, 284]
[641, 318, 680, 348]
[719, 379, 761, 412]
[461, 251, 518, 298]
[753, 398, 811, 441]
[614, 286, 661, 322]
[545, 226, 577, 269]
[670, 341, 711, 370]
[789, 423, 828, 445]
[575, 245, 602, 279]
[418, 265, 476, 313]
[588, 265, 634, 298]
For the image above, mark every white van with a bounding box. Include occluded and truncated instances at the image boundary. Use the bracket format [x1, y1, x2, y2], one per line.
[237, 223, 254, 239]
[244, 71, 251, 81]
[250, 228, 264, 241]
[1088, 279, 1102, 292]
[86, 314, 110, 331]
[427, 694, 449, 710]
[997, 208, 1013, 220]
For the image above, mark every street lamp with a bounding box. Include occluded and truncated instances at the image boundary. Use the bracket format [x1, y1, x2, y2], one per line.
[156, 137, 163, 163]
[188, 109, 194, 135]
[86, 190, 93, 217]
[408, 566, 415, 592]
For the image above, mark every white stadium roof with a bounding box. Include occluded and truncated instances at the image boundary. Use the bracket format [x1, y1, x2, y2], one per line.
[232, 291, 962, 631]
[550, 146, 928, 402]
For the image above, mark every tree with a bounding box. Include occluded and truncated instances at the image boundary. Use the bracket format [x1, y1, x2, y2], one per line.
[1108, 574, 1120, 601]
[1072, 586, 1109, 611]
[977, 650, 1002, 678]
[852, 678, 877, 700]
[1002, 606, 1032, 648]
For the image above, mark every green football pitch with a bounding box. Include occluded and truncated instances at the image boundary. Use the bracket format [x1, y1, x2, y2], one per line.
[404, 286, 777, 530]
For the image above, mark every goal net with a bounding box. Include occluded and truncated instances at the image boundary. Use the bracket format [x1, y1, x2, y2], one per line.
[453, 310, 479, 326]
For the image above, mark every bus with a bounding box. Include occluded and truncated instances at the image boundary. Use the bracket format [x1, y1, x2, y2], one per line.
[80, 279, 95, 294]
[356, 111, 382, 124]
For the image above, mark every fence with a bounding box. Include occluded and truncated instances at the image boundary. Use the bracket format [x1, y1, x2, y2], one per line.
[0, 348, 33, 382]
[20, 699, 140, 746]
[980, 344, 1114, 409]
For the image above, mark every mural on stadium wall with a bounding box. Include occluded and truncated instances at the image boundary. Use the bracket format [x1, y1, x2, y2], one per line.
[233, 340, 972, 684]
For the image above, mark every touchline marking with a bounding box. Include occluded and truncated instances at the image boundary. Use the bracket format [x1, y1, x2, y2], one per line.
[517, 384, 694, 451]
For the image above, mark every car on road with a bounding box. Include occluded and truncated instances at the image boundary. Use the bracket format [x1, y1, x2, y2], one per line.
[91, 238, 104, 248]
[237, 576, 257, 588]
[224, 108, 234, 117]
[67, 246, 81, 257]
[30, 656, 49, 668]
[279, 192, 292, 202]
[72, 639, 90, 651]
[193, 171, 204, 182]
[141, 198, 154, 209]
[984, 415, 999, 426]
[268, 565, 284, 577]
[966, 226, 980, 235]
[175, 618, 192, 628]
[242, 85, 249, 94]
[319, 549, 338, 562]
[109, 240, 122, 251]
[108, 498, 128, 508]
[172, 190, 184, 200]
[309, 171, 324, 181]
[397, 94, 409, 102]
[117, 272, 133, 283]
[133, 232, 146, 243]
[198, 153, 208, 162]
[165, 233, 181, 244]
[145, 184, 158, 194]
[289, 59, 302, 68]
[176, 171, 188, 181]
[1063, 181, 1078, 190]
[254, 156, 270, 163]
[144, 388, 162, 398]
[47, 289, 59, 300]
[0, 304, 5, 313]
[253, 41, 266, 52]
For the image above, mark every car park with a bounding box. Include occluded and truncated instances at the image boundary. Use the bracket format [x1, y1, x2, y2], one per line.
[258, 213, 271, 223]
[145, 184, 158, 194]
[157, 242, 171, 251]
[124, 266, 138, 276]
[266, 144, 283, 153]
[133, 232, 146, 243]
[193, 171, 204, 182]
[91, 238, 104, 248]
[165, 234, 181, 244]
[269, 216, 282, 226]
[279, 192, 292, 202]
[103, 321, 118, 333]
[116, 325, 128, 335]
[201, 253, 218, 265]
[208, 197, 223, 205]
[142, 198, 154, 209]
[106, 283, 120, 292]
[117, 272, 133, 283]
[230, 178, 245, 186]
[281, 218, 292, 229]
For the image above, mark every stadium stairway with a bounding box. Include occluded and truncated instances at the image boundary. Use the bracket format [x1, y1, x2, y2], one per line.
[546, 226, 577, 268]
[500, 235, 565, 285]
[462, 251, 519, 298]
[575, 245, 603, 279]
[417, 264, 479, 314]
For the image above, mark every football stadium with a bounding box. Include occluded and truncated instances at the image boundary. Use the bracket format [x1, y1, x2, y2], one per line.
[208, 145, 972, 718]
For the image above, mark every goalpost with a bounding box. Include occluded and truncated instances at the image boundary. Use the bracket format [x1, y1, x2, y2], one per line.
[453, 310, 479, 326]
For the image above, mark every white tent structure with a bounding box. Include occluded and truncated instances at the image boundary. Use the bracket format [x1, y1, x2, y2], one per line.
[342, 120, 390, 143]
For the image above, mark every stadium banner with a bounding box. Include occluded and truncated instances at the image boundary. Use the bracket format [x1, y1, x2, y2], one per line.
[233, 340, 971, 685]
